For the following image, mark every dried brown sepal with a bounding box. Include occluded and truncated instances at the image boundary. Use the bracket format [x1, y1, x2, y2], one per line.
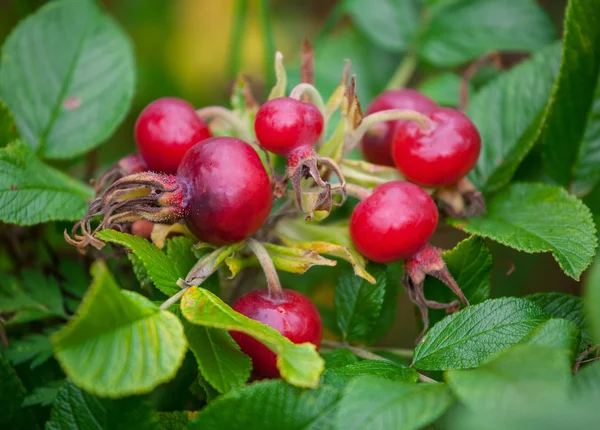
[64, 172, 184, 253]
[436, 177, 487, 218]
[91, 153, 148, 195]
[341, 75, 363, 132]
[403, 244, 469, 343]
[324, 59, 351, 119]
[300, 39, 315, 87]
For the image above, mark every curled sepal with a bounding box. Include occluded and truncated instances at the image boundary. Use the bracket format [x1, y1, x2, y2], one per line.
[288, 148, 347, 219]
[340, 159, 406, 189]
[435, 177, 487, 218]
[184, 242, 245, 287]
[151, 222, 196, 249]
[268, 51, 287, 100]
[403, 244, 470, 343]
[275, 218, 375, 284]
[91, 153, 148, 194]
[64, 172, 185, 253]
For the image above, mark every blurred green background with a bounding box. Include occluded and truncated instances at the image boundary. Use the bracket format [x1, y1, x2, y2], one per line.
[0, 0, 576, 347]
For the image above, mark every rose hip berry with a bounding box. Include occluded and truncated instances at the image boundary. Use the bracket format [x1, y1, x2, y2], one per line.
[134, 97, 212, 174]
[350, 181, 438, 263]
[361, 90, 437, 166]
[67, 137, 272, 250]
[392, 107, 481, 187]
[254, 97, 324, 156]
[230, 289, 322, 378]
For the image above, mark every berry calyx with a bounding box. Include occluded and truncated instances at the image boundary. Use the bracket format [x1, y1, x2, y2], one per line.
[254, 97, 324, 156]
[350, 181, 438, 263]
[134, 97, 212, 174]
[392, 107, 481, 187]
[66, 137, 272, 250]
[361, 90, 437, 166]
[230, 289, 322, 378]
[92, 153, 148, 194]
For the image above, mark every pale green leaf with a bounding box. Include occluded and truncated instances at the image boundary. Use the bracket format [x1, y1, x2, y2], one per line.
[181, 286, 325, 388]
[418, 72, 468, 107]
[413, 297, 549, 371]
[0, 141, 93, 225]
[448, 183, 597, 280]
[520, 319, 580, 358]
[52, 261, 187, 398]
[335, 377, 453, 430]
[585, 255, 600, 343]
[0, 0, 135, 159]
[264, 243, 337, 274]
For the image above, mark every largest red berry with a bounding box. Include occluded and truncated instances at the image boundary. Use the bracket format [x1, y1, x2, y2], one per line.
[135, 97, 212, 174]
[230, 289, 322, 378]
[350, 181, 438, 263]
[361, 90, 437, 166]
[393, 108, 481, 187]
[176, 137, 272, 244]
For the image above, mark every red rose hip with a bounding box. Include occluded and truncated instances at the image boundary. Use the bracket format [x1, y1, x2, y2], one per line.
[361, 89, 437, 166]
[393, 107, 481, 187]
[230, 289, 322, 378]
[134, 97, 212, 174]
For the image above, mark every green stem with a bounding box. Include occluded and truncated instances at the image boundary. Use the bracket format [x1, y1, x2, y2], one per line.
[229, 0, 248, 80]
[385, 51, 418, 90]
[247, 238, 283, 297]
[258, 0, 276, 89]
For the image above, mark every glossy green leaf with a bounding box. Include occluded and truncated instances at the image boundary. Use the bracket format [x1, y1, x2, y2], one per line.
[322, 360, 417, 389]
[0, 0, 135, 159]
[446, 345, 571, 413]
[418, 72, 467, 107]
[467, 44, 561, 192]
[585, 255, 600, 343]
[22, 380, 64, 408]
[366, 264, 401, 342]
[335, 264, 386, 342]
[181, 286, 325, 388]
[413, 297, 549, 371]
[336, 376, 453, 430]
[184, 322, 251, 394]
[46, 381, 158, 430]
[4, 334, 53, 368]
[321, 348, 359, 369]
[0, 270, 67, 325]
[538, 0, 600, 187]
[345, 0, 419, 52]
[52, 261, 187, 398]
[449, 183, 597, 280]
[420, 0, 556, 67]
[96, 230, 181, 296]
[190, 380, 341, 430]
[520, 319, 580, 357]
[165, 236, 198, 279]
[0, 355, 38, 430]
[424, 236, 492, 326]
[574, 85, 600, 193]
[0, 141, 93, 225]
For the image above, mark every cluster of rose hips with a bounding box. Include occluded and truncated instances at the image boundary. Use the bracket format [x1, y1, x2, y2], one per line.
[65, 59, 483, 378]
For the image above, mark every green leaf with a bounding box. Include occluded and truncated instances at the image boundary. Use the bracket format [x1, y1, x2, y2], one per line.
[22, 380, 64, 407]
[420, 0, 556, 67]
[520, 319, 580, 357]
[181, 286, 325, 388]
[538, 0, 600, 187]
[574, 85, 600, 193]
[0, 100, 18, 146]
[0, 141, 93, 225]
[526, 292, 592, 346]
[0, 0, 135, 159]
[165, 236, 198, 278]
[448, 183, 598, 280]
[418, 72, 468, 107]
[4, 334, 53, 368]
[322, 360, 418, 389]
[0, 355, 38, 430]
[96, 230, 181, 296]
[344, 0, 420, 52]
[585, 255, 600, 343]
[321, 348, 359, 369]
[365, 264, 401, 342]
[0, 270, 67, 325]
[424, 236, 492, 327]
[446, 345, 571, 413]
[264, 243, 337, 274]
[190, 380, 340, 430]
[46, 381, 158, 430]
[52, 261, 187, 398]
[335, 376, 453, 430]
[184, 322, 251, 394]
[413, 297, 549, 371]
[335, 264, 386, 342]
[467, 44, 561, 192]
[157, 412, 193, 430]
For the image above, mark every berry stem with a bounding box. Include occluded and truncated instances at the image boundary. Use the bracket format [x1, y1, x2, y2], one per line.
[159, 286, 191, 311]
[345, 109, 431, 155]
[247, 238, 283, 298]
[385, 50, 418, 90]
[345, 183, 372, 201]
[289, 83, 326, 116]
[196, 106, 253, 143]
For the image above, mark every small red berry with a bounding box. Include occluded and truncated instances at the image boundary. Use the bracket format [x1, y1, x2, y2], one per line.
[392, 108, 481, 187]
[350, 181, 438, 263]
[176, 137, 273, 245]
[361, 90, 437, 166]
[131, 220, 154, 240]
[254, 97, 324, 156]
[230, 289, 322, 378]
[134, 97, 212, 174]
